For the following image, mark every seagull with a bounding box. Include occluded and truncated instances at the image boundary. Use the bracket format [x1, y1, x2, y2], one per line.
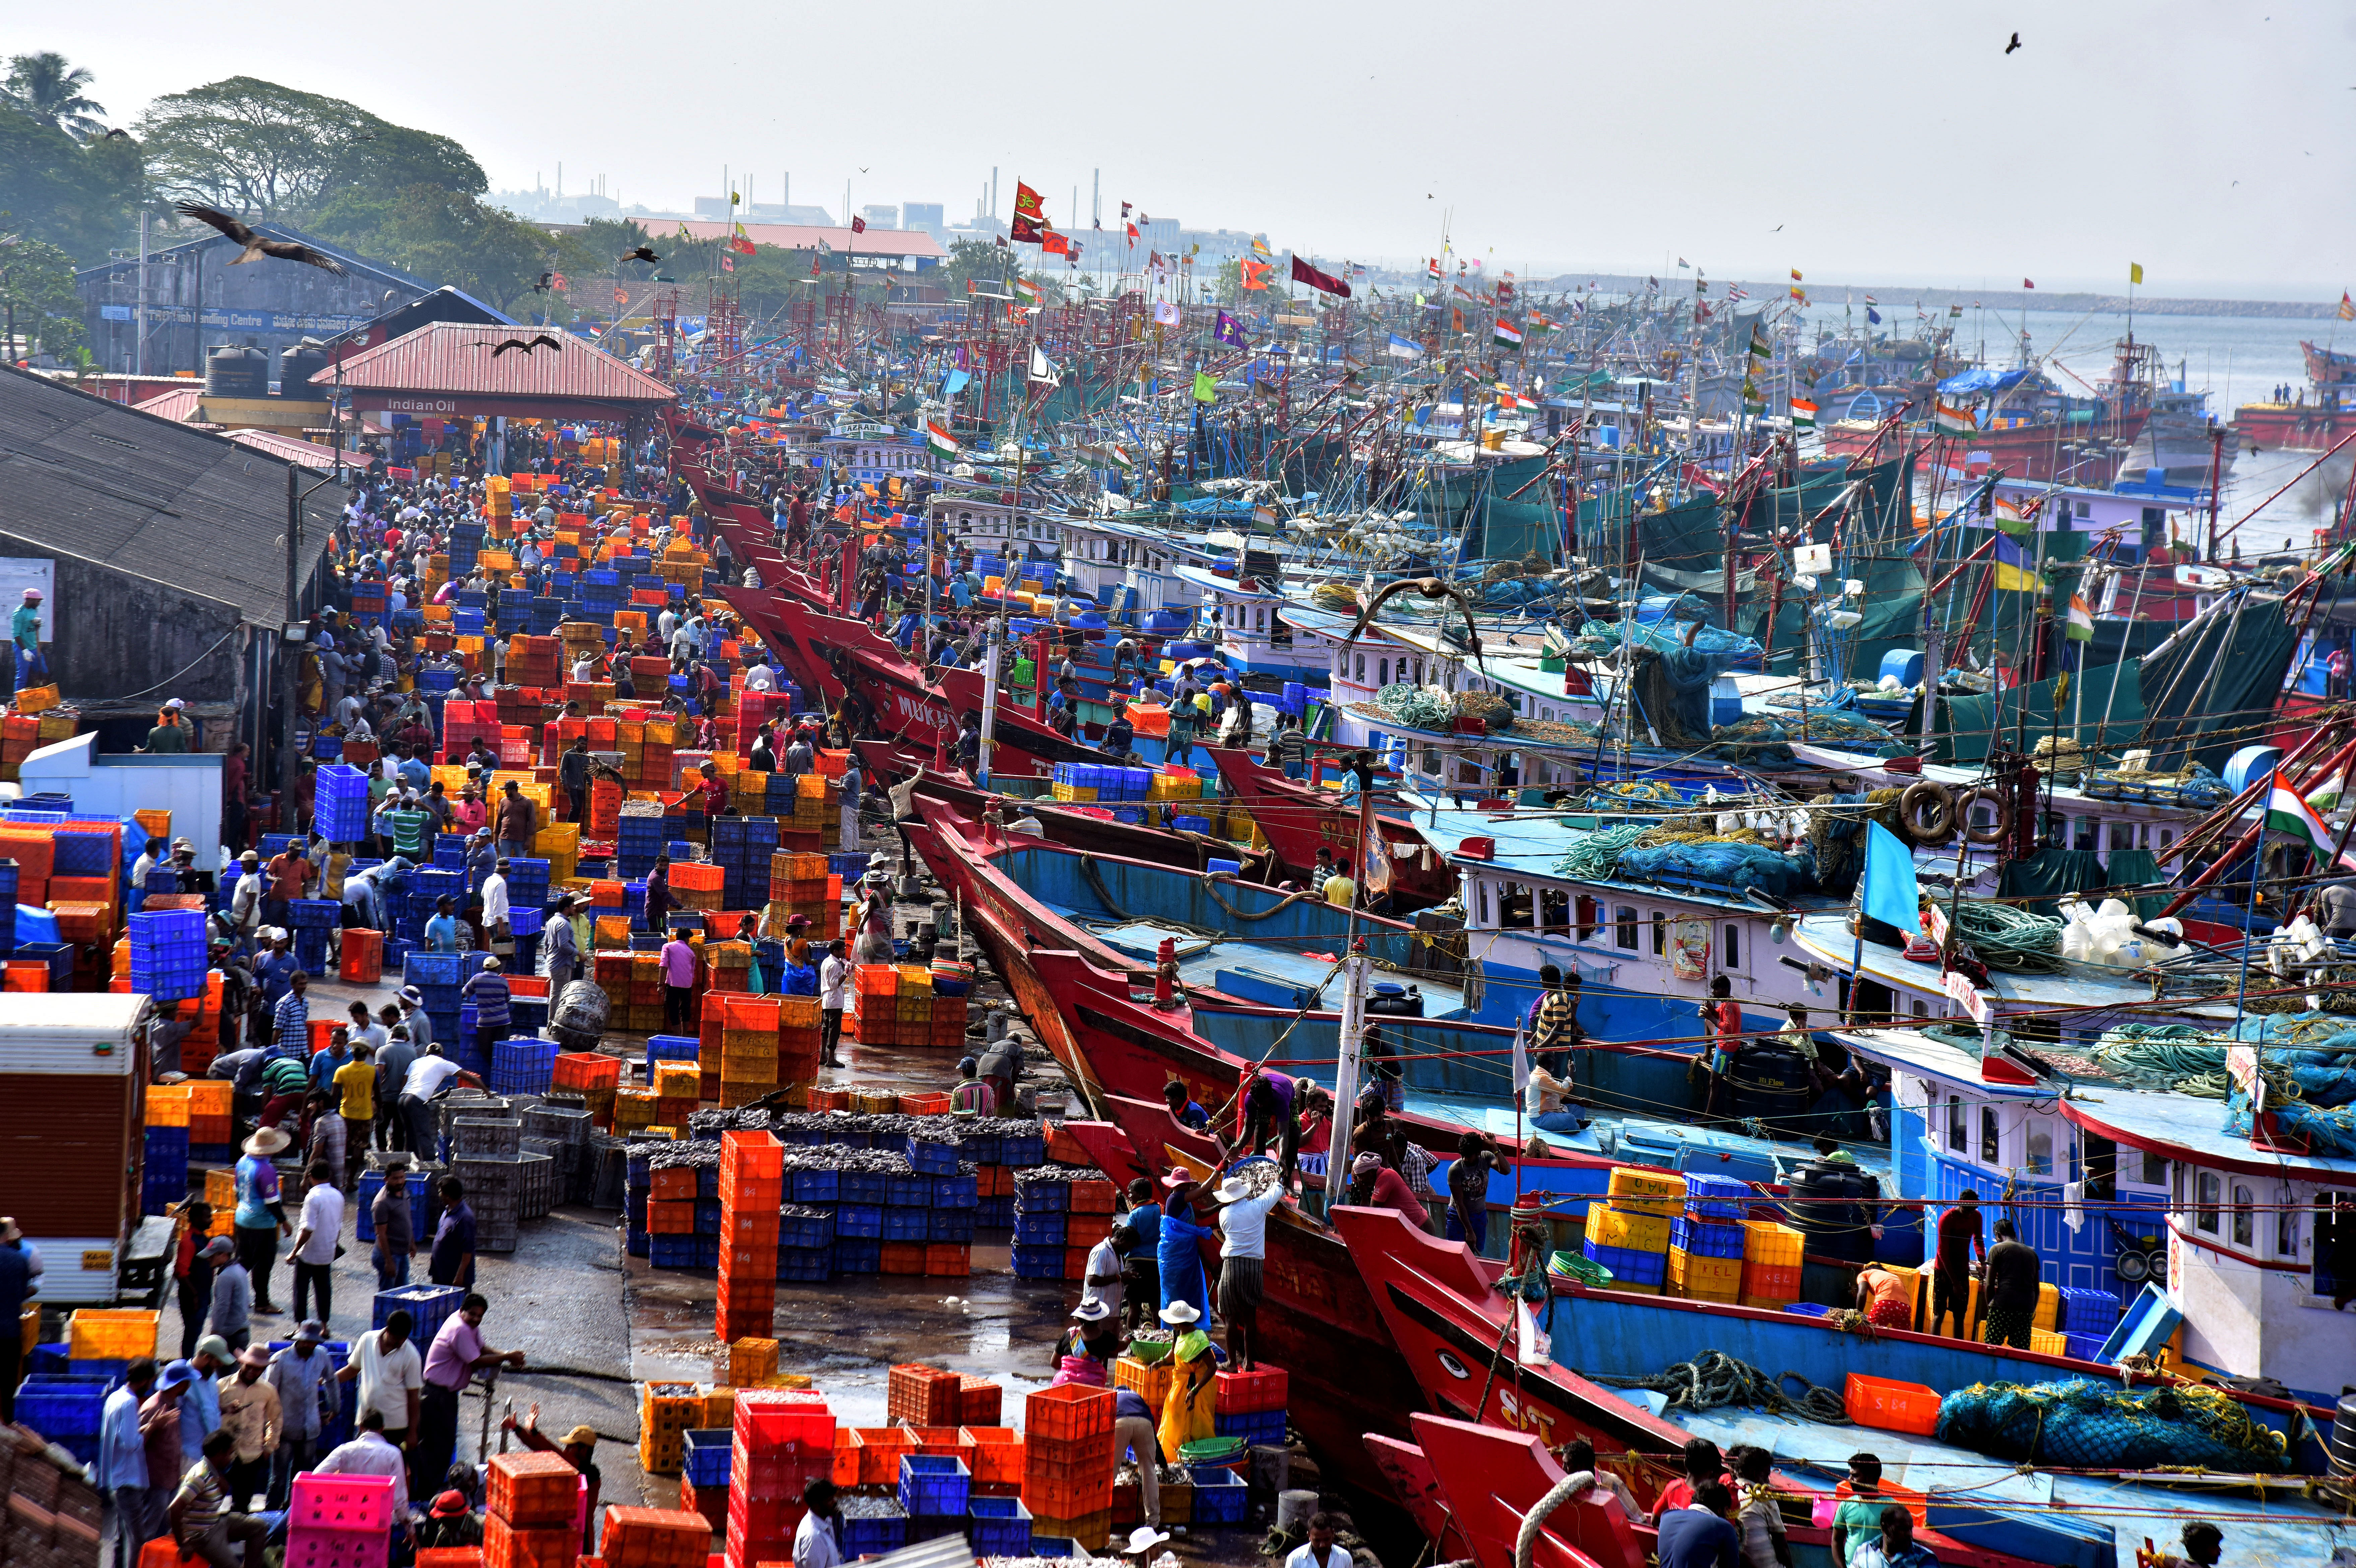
[174, 203, 347, 274]
[624, 245, 659, 264]
[2004, 31, 2022, 53]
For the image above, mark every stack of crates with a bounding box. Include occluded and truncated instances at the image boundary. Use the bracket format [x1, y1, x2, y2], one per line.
[1212, 1365, 1288, 1449]
[717, 1130, 783, 1342]
[285, 1472, 394, 1568]
[143, 1087, 190, 1214]
[618, 803, 668, 878]
[670, 861, 724, 913]
[1011, 1171, 1071, 1280]
[778, 997, 823, 1087]
[900, 1452, 972, 1543]
[1020, 1383, 1116, 1551]
[728, 1390, 835, 1565]
[712, 817, 779, 911]
[483, 1450, 577, 1568]
[488, 1038, 558, 1097]
[909, 1132, 976, 1277]
[638, 1384, 707, 1476]
[315, 764, 373, 844]
[2056, 1286, 2121, 1361]
[718, 997, 782, 1107]
[1666, 1174, 1750, 1304]
[1740, 1220, 1805, 1308]
[551, 1052, 620, 1128]
[187, 1080, 234, 1162]
[1582, 1167, 1682, 1295]
[848, 963, 899, 1044]
[127, 909, 207, 1002]
[598, 1506, 709, 1568]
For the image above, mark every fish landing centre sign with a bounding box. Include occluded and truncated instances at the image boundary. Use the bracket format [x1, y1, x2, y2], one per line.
[97, 305, 370, 334]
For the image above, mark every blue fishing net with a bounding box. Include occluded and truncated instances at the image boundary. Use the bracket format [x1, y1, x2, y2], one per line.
[1936, 1377, 2290, 1472]
[1613, 842, 1803, 899]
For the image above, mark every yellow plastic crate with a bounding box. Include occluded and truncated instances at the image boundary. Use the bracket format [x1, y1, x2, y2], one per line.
[2032, 1281, 2059, 1333]
[1606, 1167, 1686, 1217]
[2030, 1328, 2067, 1357]
[69, 1309, 158, 1361]
[1742, 1220, 1804, 1268]
[1585, 1201, 1669, 1253]
[1665, 1247, 1743, 1301]
[145, 1085, 190, 1127]
[653, 1063, 700, 1099]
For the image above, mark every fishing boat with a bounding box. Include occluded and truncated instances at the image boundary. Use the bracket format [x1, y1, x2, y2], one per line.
[2232, 342, 2356, 453]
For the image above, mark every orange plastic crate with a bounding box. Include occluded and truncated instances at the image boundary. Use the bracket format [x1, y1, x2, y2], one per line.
[851, 1427, 913, 1486]
[1025, 1383, 1115, 1444]
[900, 1091, 951, 1116]
[1844, 1374, 1943, 1436]
[483, 1513, 575, 1568]
[339, 927, 383, 983]
[597, 1507, 709, 1568]
[880, 1241, 925, 1275]
[962, 1426, 1023, 1484]
[487, 1450, 581, 1527]
[924, 1243, 971, 1277]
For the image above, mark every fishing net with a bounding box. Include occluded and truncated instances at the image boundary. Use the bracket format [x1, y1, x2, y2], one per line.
[1589, 1350, 1850, 1425]
[1935, 1377, 2291, 1473]
[1614, 841, 1804, 899]
[1951, 902, 2067, 973]
[1552, 824, 1651, 881]
[1372, 682, 1454, 730]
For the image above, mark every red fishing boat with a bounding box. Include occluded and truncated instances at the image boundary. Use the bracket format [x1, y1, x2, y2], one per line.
[1202, 744, 1458, 908]
[861, 761, 1280, 880]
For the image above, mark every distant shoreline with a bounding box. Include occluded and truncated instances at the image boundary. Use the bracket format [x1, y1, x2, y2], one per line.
[1521, 274, 2339, 320]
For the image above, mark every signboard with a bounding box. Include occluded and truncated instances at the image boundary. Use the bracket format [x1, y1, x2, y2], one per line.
[1942, 967, 1989, 1023]
[0, 560, 55, 642]
[1924, 902, 1950, 947]
[2226, 1044, 2264, 1111]
[95, 305, 370, 334]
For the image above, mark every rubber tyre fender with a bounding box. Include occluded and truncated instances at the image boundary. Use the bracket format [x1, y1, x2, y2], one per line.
[1956, 786, 2013, 846]
[1897, 780, 1955, 846]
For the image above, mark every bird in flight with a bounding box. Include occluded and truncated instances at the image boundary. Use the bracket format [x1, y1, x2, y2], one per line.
[175, 203, 347, 273]
[858, 166, 870, 173]
[532, 272, 554, 292]
[624, 245, 660, 264]
[101, 128, 128, 140]
[2004, 31, 2021, 53]
[1773, 224, 1784, 231]
[482, 334, 563, 357]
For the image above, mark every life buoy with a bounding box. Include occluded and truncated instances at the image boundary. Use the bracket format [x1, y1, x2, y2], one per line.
[1898, 781, 1955, 846]
[1956, 786, 2013, 846]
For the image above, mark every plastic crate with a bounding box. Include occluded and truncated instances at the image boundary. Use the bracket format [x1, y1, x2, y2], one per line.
[1213, 1365, 1287, 1415]
[898, 1454, 970, 1517]
[1680, 1172, 1750, 1221]
[833, 1238, 880, 1275]
[969, 1497, 1033, 1556]
[1012, 1243, 1065, 1279]
[282, 1527, 389, 1568]
[1024, 1382, 1115, 1443]
[15, 1374, 108, 1437]
[882, 1208, 929, 1242]
[1742, 1220, 1805, 1267]
[839, 1506, 907, 1558]
[1606, 1166, 1685, 1216]
[835, 1203, 883, 1240]
[1584, 1201, 1669, 1253]
[290, 1472, 395, 1532]
[67, 1308, 157, 1362]
[1844, 1374, 1943, 1436]
[1013, 1210, 1068, 1246]
[1188, 1467, 1247, 1525]
[681, 1429, 733, 1488]
[1668, 1217, 1746, 1260]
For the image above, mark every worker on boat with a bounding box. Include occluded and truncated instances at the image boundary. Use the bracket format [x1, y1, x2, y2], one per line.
[2147, 1521, 2223, 1568]
[1161, 1079, 1210, 1132]
[1851, 1263, 1914, 1330]
[1697, 975, 1744, 1123]
[1154, 1174, 1214, 1325]
[1529, 964, 1585, 1080]
[1930, 1190, 1986, 1338]
[1980, 1218, 2041, 1350]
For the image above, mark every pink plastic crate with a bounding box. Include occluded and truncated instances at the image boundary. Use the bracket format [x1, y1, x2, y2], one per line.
[290, 1472, 394, 1532]
[284, 1528, 389, 1568]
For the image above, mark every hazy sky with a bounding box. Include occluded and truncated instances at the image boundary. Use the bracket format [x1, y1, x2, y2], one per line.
[31, 0, 2356, 296]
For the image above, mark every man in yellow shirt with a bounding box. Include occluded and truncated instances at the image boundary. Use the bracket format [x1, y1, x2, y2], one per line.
[214, 1348, 281, 1512]
[1321, 855, 1356, 909]
[332, 1045, 376, 1192]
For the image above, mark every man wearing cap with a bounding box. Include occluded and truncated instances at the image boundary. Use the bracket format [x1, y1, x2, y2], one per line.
[395, 987, 436, 1057]
[200, 1236, 252, 1354]
[418, 1293, 525, 1493]
[376, 1014, 420, 1150]
[460, 958, 511, 1053]
[144, 699, 193, 755]
[138, 1360, 194, 1541]
[543, 894, 583, 996]
[172, 1427, 269, 1568]
[415, 1488, 483, 1550]
[371, 1153, 416, 1289]
[502, 1403, 603, 1550]
[227, 852, 266, 951]
[10, 587, 46, 691]
[181, 1336, 232, 1472]
[214, 1344, 281, 1511]
[265, 1322, 339, 1510]
[1209, 1173, 1284, 1373]
[950, 1057, 996, 1117]
[98, 1357, 161, 1568]
[1082, 1216, 1126, 1325]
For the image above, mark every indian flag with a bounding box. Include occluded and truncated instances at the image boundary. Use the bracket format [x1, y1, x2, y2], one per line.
[2065, 591, 2094, 641]
[2265, 770, 2356, 870]
[1493, 318, 1524, 348]
[1013, 278, 1042, 304]
[1790, 397, 1819, 429]
[924, 422, 960, 460]
[1107, 445, 1134, 471]
[1934, 400, 1976, 436]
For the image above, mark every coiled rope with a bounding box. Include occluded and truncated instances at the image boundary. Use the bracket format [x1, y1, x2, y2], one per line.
[1588, 1349, 1852, 1425]
[1952, 902, 2067, 974]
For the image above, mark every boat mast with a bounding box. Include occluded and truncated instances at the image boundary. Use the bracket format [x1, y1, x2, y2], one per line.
[1322, 759, 1377, 1211]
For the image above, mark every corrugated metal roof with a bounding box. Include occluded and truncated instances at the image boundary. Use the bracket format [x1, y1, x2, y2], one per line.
[672, 220, 947, 258]
[0, 363, 343, 627]
[74, 220, 436, 294]
[131, 387, 205, 423]
[226, 429, 349, 472]
[320, 321, 675, 404]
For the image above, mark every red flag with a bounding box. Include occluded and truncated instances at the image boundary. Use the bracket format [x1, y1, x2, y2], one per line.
[851, 215, 867, 234]
[721, 253, 735, 272]
[1011, 181, 1046, 243]
[1042, 231, 1070, 255]
[2023, 277, 2035, 288]
[1240, 259, 1272, 291]
[731, 235, 756, 255]
[1011, 214, 1044, 243]
[1125, 221, 1139, 241]
[612, 286, 627, 306]
[550, 272, 568, 291]
[1290, 255, 1351, 298]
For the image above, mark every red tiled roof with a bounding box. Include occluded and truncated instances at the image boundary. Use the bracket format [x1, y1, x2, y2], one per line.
[315, 321, 675, 404]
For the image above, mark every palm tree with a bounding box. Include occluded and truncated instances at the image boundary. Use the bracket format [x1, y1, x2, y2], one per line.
[4, 53, 107, 141]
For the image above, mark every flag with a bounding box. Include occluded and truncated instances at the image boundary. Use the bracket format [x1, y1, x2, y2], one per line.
[851, 215, 867, 234]
[2130, 262, 2144, 285]
[1867, 307, 1882, 325]
[1213, 310, 1248, 347]
[1011, 182, 1045, 243]
[1934, 400, 1976, 436]
[1510, 1017, 1530, 1098]
[1120, 200, 1130, 218]
[1790, 268, 1802, 281]
[1990, 531, 2041, 592]
[612, 285, 627, 306]
[1748, 322, 1771, 362]
[1013, 278, 1042, 304]
[1861, 822, 1920, 931]
[1741, 378, 1765, 414]
[1126, 221, 1139, 241]
[924, 421, 960, 460]
[2342, 291, 2356, 322]
[1426, 258, 1441, 282]
[1152, 300, 1180, 326]
[1028, 346, 1060, 385]
[1791, 286, 1807, 301]
[1493, 318, 1522, 348]
[1250, 236, 1272, 258]
[1291, 255, 1350, 297]
[2265, 770, 2356, 870]
[1865, 295, 1877, 305]
[1240, 259, 1272, 291]
[1042, 231, 1070, 255]
[1386, 333, 1420, 359]
[1107, 445, 1135, 471]
[2023, 278, 2035, 289]
[2308, 772, 2346, 812]
[1677, 256, 1689, 267]
[1451, 308, 1464, 332]
[1647, 275, 1658, 288]
[1193, 370, 1216, 403]
[730, 227, 756, 255]
[1949, 303, 1964, 317]
[1790, 396, 1819, 429]
[550, 272, 567, 290]
[2065, 591, 2094, 641]
[721, 253, 734, 272]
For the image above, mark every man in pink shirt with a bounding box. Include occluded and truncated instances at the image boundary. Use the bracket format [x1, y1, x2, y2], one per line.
[659, 929, 698, 1031]
[417, 1293, 524, 1503]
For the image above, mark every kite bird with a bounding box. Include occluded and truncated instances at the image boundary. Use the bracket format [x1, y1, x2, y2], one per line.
[623, 245, 660, 264]
[174, 203, 346, 274]
[482, 334, 563, 357]
[2004, 31, 2022, 52]
[1340, 576, 1487, 669]
[532, 272, 553, 292]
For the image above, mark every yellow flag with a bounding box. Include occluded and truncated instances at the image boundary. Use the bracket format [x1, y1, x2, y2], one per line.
[2129, 262, 2144, 285]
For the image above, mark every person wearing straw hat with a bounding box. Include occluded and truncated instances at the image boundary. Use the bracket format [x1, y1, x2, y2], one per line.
[1153, 1300, 1218, 1463]
[1209, 1173, 1283, 1373]
[230, 1126, 291, 1319]
[1048, 1299, 1118, 1387]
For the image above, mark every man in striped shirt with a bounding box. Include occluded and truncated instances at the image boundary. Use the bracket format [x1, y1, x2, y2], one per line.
[271, 972, 311, 1058]
[461, 960, 512, 1053]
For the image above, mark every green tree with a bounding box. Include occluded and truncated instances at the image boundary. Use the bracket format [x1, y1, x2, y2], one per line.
[310, 184, 577, 314]
[1213, 256, 1245, 307]
[0, 225, 87, 359]
[0, 109, 143, 261]
[137, 77, 483, 219]
[3, 52, 106, 140]
[943, 237, 1012, 296]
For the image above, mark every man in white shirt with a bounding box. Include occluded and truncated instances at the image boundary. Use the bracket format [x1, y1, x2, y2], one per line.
[742, 659, 776, 693]
[817, 943, 850, 1068]
[792, 1478, 842, 1568]
[479, 861, 511, 952]
[313, 1409, 410, 1521]
[289, 1161, 345, 1328]
[1212, 1176, 1286, 1372]
[398, 1047, 477, 1156]
[1284, 1513, 1347, 1568]
[333, 1312, 422, 1453]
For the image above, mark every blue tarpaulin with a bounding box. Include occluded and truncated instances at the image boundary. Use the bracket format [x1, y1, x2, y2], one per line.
[1937, 367, 2031, 396]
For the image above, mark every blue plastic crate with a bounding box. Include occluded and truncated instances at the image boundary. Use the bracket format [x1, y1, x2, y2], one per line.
[683, 1429, 734, 1487]
[1214, 1409, 1286, 1445]
[884, 1173, 932, 1208]
[881, 1208, 929, 1242]
[1012, 1211, 1067, 1246]
[286, 898, 341, 929]
[1190, 1467, 1247, 1524]
[2062, 1332, 2110, 1363]
[403, 951, 464, 986]
[627, 1229, 649, 1258]
[832, 1238, 881, 1275]
[356, 1172, 431, 1244]
[933, 1174, 977, 1210]
[1782, 1301, 1837, 1318]
[2057, 1287, 2120, 1336]
[774, 1205, 835, 1250]
[778, 1246, 833, 1282]
[977, 1196, 1015, 1228]
[968, 1498, 1033, 1557]
[1000, 1133, 1045, 1167]
[958, 1134, 1003, 1166]
[1669, 1218, 1745, 1260]
[1680, 1173, 1750, 1222]
[128, 908, 207, 943]
[17, 1375, 110, 1439]
[835, 1203, 883, 1240]
[841, 1507, 907, 1558]
[840, 1169, 888, 1206]
[650, 1235, 701, 1269]
[695, 1199, 723, 1236]
[49, 832, 115, 877]
[905, 1137, 958, 1177]
[789, 1168, 838, 1205]
[928, 1210, 975, 1244]
[1011, 1243, 1065, 1279]
[373, 1283, 464, 1334]
[1012, 1178, 1068, 1214]
[898, 1455, 970, 1517]
[1581, 1239, 1666, 1287]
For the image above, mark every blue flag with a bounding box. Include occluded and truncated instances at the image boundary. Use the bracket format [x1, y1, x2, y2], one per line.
[1213, 310, 1248, 347]
[1861, 821, 1919, 932]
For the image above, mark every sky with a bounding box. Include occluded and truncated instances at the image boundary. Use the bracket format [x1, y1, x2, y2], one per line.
[28, 0, 2356, 298]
